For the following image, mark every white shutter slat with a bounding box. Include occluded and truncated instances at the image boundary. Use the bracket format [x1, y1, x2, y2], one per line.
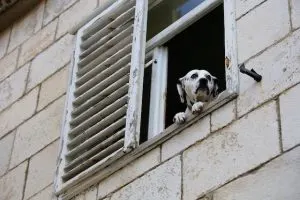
[80, 22, 132, 59]
[63, 139, 124, 180]
[59, 0, 148, 183]
[68, 106, 127, 141]
[73, 65, 130, 105]
[70, 85, 129, 126]
[80, 24, 133, 63]
[69, 98, 127, 138]
[66, 117, 126, 158]
[68, 95, 127, 137]
[82, 0, 135, 40]
[75, 43, 132, 84]
[64, 129, 125, 171]
[77, 35, 132, 74]
[82, 24, 132, 58]
[81, 6, 135, 49]
[72, 77, 129, 117]
[79, 26, 133, 67]
[74, 55, 131, 96]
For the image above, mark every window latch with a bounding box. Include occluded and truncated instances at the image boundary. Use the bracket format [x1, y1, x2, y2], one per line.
[239, 63, 262, 82]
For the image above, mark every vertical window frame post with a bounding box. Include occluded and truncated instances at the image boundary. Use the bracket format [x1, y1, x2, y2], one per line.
[147, 47, 168, 139]
[224, 0, 239, 94]
[55, 28, 83, 194]
[124, 0, 149, 151]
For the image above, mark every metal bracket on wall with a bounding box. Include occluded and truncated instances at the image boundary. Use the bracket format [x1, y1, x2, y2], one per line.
[239, 63, 262, 82]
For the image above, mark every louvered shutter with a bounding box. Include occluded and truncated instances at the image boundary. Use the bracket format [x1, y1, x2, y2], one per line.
[61, 0, 148, 182]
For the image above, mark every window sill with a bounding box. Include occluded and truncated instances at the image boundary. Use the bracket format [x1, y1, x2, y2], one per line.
[55, 90, 237, 200]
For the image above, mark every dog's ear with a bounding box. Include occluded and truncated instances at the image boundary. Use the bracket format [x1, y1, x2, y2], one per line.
[212, 76, 219, 98]
[177, 77, 186, 104]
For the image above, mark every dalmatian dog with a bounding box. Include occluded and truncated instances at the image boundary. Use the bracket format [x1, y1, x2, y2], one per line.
[173, 69, 219, 124]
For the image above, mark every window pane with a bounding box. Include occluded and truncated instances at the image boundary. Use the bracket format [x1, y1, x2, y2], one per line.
[147, 0, 206, 39]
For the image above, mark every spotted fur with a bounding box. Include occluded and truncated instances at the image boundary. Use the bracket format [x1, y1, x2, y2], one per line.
[173, 69, 219, 124]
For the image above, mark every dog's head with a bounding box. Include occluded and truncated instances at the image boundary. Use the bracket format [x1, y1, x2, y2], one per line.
[177, 69, 219, 104]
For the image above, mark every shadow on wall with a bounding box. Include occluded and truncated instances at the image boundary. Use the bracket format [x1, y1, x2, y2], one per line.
[0, 0, 41, 32]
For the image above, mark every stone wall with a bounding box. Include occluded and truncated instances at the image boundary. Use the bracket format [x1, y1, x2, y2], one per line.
[0, 0, 99, 199]
[0, 0, 299, 200]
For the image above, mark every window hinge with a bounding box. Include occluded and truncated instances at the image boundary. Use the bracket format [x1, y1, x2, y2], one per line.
[225, 56, 230, 68]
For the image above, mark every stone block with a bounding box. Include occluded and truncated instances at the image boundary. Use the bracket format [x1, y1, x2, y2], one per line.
[213, 146, 300, 200]
[9, 96, 65, 168]
[211, 100, 236, 132]
[98, 0, 111, 7]
[85, 186, 97, 200]
[56, 0, 97, 38]
[97, 148, 160, 199]
[110, 156, 181, 200]
[73, 187, 98, 200]
[237, 0, 290, 63]
[0, 161, 27, 200]
[8, 1, 45, 52]
[27, 184, 57, 200]
[24, 140, 59, 199]
[279, 83, 300, 151]
[0, 64, 29, 113]
[38, 66, 68, 111]
[74, 194, 84, 200]
[183, 101, 280, 200]
[0, 48, 18, 82]
[0, 87, 38, 139]
[27, 34, 73, 91]
[235, 0, 265, 19]
[237, 29, 300, 117]
[198, 194, 213, 200]
[18, 19, 57, 67]
[291, 0, 300, 29]
[161, 116, 210, 161]
[43, 0, 77, 25]
[0, 132, 15, 177]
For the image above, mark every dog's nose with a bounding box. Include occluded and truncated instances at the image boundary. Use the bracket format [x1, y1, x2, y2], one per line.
[199, 78, 208, 86]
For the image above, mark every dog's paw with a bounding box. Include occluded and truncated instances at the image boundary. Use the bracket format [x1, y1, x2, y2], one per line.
[192, 102, 204, 114]
[173, 112, 186, 124]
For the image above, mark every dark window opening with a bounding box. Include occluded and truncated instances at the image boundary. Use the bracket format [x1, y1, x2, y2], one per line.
[140, 66, 152, 144]
[165, 4, 225, 127]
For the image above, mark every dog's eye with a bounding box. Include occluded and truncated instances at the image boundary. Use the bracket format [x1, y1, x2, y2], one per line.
[191, 73, 198, 79]
[206, 74, 211, 81]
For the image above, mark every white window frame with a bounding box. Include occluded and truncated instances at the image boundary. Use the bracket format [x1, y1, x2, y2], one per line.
[147, 47, 168, 139]
[55, 0, 238, 199]
[145, 0, 238, 139]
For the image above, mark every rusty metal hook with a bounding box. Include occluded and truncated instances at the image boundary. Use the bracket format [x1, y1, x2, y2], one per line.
[239, 63, 262, 82]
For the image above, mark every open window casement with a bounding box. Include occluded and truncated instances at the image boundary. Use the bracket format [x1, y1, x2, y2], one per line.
[147, 47, 168, 139]
[144, 0, 239, 137]
[56, 0, 148, 194]
[56, 0, 239, 198]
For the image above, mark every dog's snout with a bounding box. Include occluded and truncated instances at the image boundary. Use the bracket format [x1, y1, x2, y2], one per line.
[197, 78, 208, 91]
[199, 78, 208, 85]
